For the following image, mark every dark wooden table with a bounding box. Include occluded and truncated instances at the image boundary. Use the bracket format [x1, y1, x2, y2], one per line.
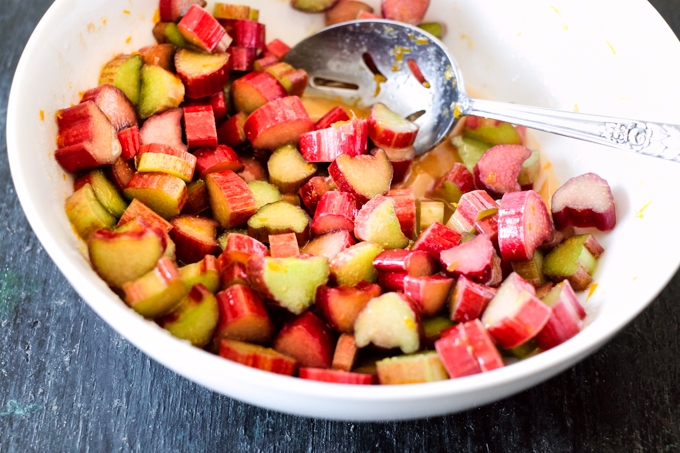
[2, 1, 680, 451]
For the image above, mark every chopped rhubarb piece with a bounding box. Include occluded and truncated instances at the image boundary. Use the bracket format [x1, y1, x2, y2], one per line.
[325, 1, 374, 26]
[220, 261, 249, 289]
[330, 241, 383, 287]
[357, 10, 381, 19]
[106, 157, 136, 191]
[175, 48, 230, 100]
[177, 4, 226, 53]
[273, 312, 334, 369]
[446, 190, 498, 234]
[551, 173, 617, 231]
[373, 249, 436, 276]
[138, 65, 185, 120]
[432, 162, 475, 204]
[137, 142, 197, 164]
[498, 190, 553, 262]
[218, 339, 296, 375]
[386, 188, 416, 239]
[244, 96, 315, 150]
[269, 233, 300, 258]
[215, 284, 274, 345]
[157, 283, 218, 347]
[535, 281, 586, 350]
[248, 180, 282, 209]
[463, 116, 523, 145]
[139, 108, 187, 152]
[300, 368, 373, 385]
[329, 148, 393, 204]
[368, 102, 419, 149]
[153, 22, 189, 47]
[437, 319, 504, 375]
[418, 200, 445, 233]
[98, 54, 143, 106]
[315, 106, 350, 130]
[247, 201, 311, 244]
[332, 333, 359, 371]
[81, 84, 137, 131]
[122, 257, 188, 318]
[117, 126, 140, 160]
[300, 117, 368, 162]
[311, 191, 357, 236]
[411, 222, 461, 260]
[264, 39, 291, 60]
[205, 170, 257, 228]
[518, 150, 541, 189]
[481, 272, 551, 349]
[422, 315, 454, 347]
[299, 176, 335, 214]
[292, 0, 339, 13]
[440, 233, 502, 286]
[138, 44, 176, 72]
[247, 255, 329, 315]
[117, 198, 173, 233]
[381, 146, 414, 184]
[418, 22, 447, 39]
[451, 135, 491, 173]
[301, 229, 355, 260]
[182, 179, 210, 214]
[218, 112, 248, 147]
[65, 184, 117, 240]
[232, 71, 288, 114]
[376, 352, 448, 384]
[179, 255, 220, 292]
[136, 152, 196, 182]
[54, 101, 121, 173]
[253, 55, 280, 72]
[220, 19, 266, 53]
[449, 275, 496, 323]
[264, 62, 309, 97]
[511, 250, 548, 287]
[182, 105, 218, 148]
[354, 195, 409, 249]
[475, 144, 532, 195]
[227, 46, 259, 71]
[435, 331, 482, 379]
[160, 0, 207, 22]
[404, 275, 453, 316]
[316, 281, 381, 333]
[267, 144, 317, 193]
[543, 234, 603, 291]
[236, 155, 268, 183]
[354, 292, 421, 354]
[213, 3, 252, 19]
[193, 145, 243, 177]
[73, 169, 128, 217]
[381, 0, 430, 24]
[124, 173, 187, 219]
[219, 232, 268, 267]
[169, 215, 220, 264]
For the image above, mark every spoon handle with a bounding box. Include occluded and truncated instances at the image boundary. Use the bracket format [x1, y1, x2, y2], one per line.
[465, 98, 680, 162]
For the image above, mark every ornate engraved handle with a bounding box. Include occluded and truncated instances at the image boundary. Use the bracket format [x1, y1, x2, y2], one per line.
[460, 97, 680, 162]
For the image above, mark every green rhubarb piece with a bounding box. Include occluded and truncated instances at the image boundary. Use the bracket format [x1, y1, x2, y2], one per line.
[417, 200, 445, 234]
[65, 184, 116, 240]
[418, 22, 446, 39]
[123, 259, 188, 318]
[247, 180, 282, 210]
[463, 120, 523, 146]
[376, 351, 449, 384]
[258, 256, 329, 315]
[164, 22, 189, 48]
[543, 234, 599, 291]
[438, 181, 464, 204]
[291, 0, 337, 13]
[217, 229, 248, 251]
[267, 144, 317, 194]
[84, 169, 129, 218]
[247, 201, 311, 244]
[507, 339, 540, 359]
[137, 152, 194, 182]
[179, 261, 220, 293]
[459, 231, 476, 243]
[160, 284, 219, 347]
[451, 135, 491, 173]
[138, 65, 185, 120]
[355, 197, 409, 250]
[329, 241, 383, 287]
[518, 150, 541, 187]
[511, 250, 547, 286]
[422, 315, 454, 345]
[98, 54, 143, 106]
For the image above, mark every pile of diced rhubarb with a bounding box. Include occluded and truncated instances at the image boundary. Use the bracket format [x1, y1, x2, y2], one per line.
[54, 0, 617, 385]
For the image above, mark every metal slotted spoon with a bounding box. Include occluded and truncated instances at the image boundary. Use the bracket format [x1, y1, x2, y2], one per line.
[283, 19, 680, 159]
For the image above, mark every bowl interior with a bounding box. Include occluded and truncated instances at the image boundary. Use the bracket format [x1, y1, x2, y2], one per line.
[7, 0, 680, 420]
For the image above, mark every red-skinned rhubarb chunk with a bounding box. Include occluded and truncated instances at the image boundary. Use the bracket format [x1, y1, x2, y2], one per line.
[315, 106, 350, 130]
[542, 234, 603, 291]
[157, 283, 219, 347]
[431, 162, 475, 204]
[535, 280, 586, 350]
[481, 272, 551, 349]
[138, 44, 176, 72]
[169, 215, 220, 264]
[551, 173, 617, 231]
[354, 292, 421, 354]
[122, 257, 188, 318]
[219, 232, 269, 267]
[299, 176, 335, 214]
[403, 275, 453, 316]
[227, 46, 258, 71]
[183, 105, 217, 148]
[411, 221, 462, 260]
[436, 319, 504, 377]
[329, 149, 393, 205]
[475, 144, 532, 195]
[446, 190, 498, 234]
[206, 170, 257, 228]
[498, 190, 553, 262]
[244, 96, 315, 151]
[81, 84, 138, 131]
[193, 145, 243, 177]
[139, 108, 187, 152]
[124, 173, 187, 219]
[106, 157, 136, 191]
[159, 0, 207, 22]
[247, 201, 311, 245]
[332, 333, 359, 371]
[316, 281, 381, 333]
[215, 284, 274, 345]
[300, 117, 369, 162]
[183, 179, 210, 215]
[175, 48, 230, 99]
[179, 254, 220, 292]
[311, 191, 357, 236]
[213, 3, 255, 20]
[376, 352, 448, 385]
[65, 184, 117, 240]
[325, 1, 374, 26]
[247, 255, 329, 315]
[264, 39, 290, 60]
[354, 195, 409, 250]
[265, 62, 309, 97]
[218, 339, 296, 375]
[117, 198, 173, 233]
[368, 102, 419, 149]
[299, 368, 373, 385]
[55, 101, 121, 173]
[273, 312, 334, 369]
[268, 233, 300, 258]
[267, 144, 317, 193]
[177, 4, 226, 53]
[219, 261, 249, 289]
[440, 233, 502, 286]
[117, 126, 140, 160]
[220, 18, 265, 53]
[448, 275, 496, 323]
[373, 249, 436, 281]
[382, 146, 415, 185]
[463, 116, 523, 146]
[217, 111, 248, 147]
[386, 188, 416, 240]
[381, 0, 430, 24]
[232, 71, 288, 115]
[301, 229, 355, 260]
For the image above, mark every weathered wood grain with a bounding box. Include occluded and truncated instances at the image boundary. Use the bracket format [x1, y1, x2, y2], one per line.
[1, 1, 679, 452]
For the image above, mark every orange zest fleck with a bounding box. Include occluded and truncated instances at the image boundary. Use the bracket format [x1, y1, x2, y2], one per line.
[636, 201, 652, 219]
[39, 110, 45, 121]
[153, 8, 161, 23]
[123, 9, 130, 14]
[586, 283, 598, 302]
[126, 36, 132, 44]
[373, 74, 387, 96]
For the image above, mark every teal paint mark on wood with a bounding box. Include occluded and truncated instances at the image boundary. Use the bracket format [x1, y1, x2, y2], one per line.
[0, 400, 43, 416]
[0, 271, 39, 319]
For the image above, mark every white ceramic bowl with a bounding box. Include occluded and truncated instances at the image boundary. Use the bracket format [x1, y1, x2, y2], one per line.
[8, 0, 680, 420]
